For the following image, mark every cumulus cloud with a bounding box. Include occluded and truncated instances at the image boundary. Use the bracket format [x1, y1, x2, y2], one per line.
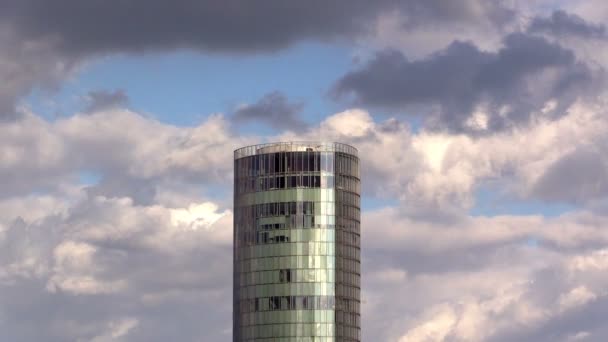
[283, 96, 608, 213]
[531, 146, 608, 203]
[232, 91, 306, 131]
[89, 317, 139, 342]
[361, 204, 608, 341]
[529, 10, 607, 40]
[0, 105, 240, 340]
[0, 192, 233, 341]
[0, 108, 250, 200]
[333, 32, 604, 133]
[0, 28, 80, 120]
[1, 101, 608, 340]
[85, 89, 130, 113]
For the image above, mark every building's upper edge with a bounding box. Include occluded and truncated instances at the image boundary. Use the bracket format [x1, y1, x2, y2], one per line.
[234, 141, 358, 160]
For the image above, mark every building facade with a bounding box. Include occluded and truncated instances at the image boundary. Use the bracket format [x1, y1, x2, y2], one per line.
[234, 142, 361, 341]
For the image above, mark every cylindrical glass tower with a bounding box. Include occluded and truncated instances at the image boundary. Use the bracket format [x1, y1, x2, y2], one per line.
[233, 142, 361, 341]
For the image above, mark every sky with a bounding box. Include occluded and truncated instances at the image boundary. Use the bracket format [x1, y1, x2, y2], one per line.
[2, 0, 608, 341]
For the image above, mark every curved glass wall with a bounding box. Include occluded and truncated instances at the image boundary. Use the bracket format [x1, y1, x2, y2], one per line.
[234, 142, 360, 341]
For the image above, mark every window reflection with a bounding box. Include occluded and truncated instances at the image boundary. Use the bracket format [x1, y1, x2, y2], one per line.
[240, 295, 336, 312]
[234, 146, 360, 341]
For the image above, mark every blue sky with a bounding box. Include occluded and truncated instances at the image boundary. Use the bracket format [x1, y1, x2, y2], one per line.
[28, 43, 354, 127]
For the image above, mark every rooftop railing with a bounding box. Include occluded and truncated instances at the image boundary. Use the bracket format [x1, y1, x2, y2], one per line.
[234, 141, 358, 159]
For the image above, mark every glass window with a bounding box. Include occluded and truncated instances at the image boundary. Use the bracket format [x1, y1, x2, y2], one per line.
[294, 152, 302, 172]
[274, 153, 280, 174]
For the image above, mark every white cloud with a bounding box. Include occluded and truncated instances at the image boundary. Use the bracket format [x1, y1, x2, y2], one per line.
[398, 304, 457, 342]
[558, 286, 597, 312]
[0, 109, 241, 341]
[0, 109, 249, 200]
[567, 249, 608, 272]
[370, 3, 512, 60]
[88, 317, 139, 342]
[320, 109, 374, 138]
[170, 202, 228, 231]
[360, 205, 608, 340]
[0, 175, 233, 340]
[46, 241, 128, 295]
[278, 96, 607, 216]
[0, 50, 608, 341]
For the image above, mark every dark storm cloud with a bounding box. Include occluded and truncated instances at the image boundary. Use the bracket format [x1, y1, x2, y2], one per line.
[232, 91, 306, 130]
[0, 0, 516, 120]
[1, 0, 392, 120]
[0, 0, 514, 55]
[333, 33, 603, 133]
[85, 89, 129, 113]
[398, 0, 515, 29]
[529, 10, 607, 39]
[0, 30, 79, 121]
[1, 0, 382, 54]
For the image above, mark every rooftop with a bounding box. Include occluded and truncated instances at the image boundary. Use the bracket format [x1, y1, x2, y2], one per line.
[234, 141, 358, 159]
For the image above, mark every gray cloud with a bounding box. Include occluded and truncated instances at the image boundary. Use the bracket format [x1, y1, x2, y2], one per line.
[0, 29, 79, 121]
[0, 0, 513, 55]
[532, 146, 608, 204]
[490, 296, 608, 342]
[84, 176, 156, 206]
[0, 110, 243, 200]
[85, 89, 129, 113]
[233, 91, 306, 131]
[0, 0, 516, 120]
[0, 194, 233, 342]
[0, 1, 383, 55]
[529, 10, 607, 39]
[333, 33, 603, 133]
[361, 204, 608, 341]
[397, 0, 514, 29]
[2, 99, 608, 341]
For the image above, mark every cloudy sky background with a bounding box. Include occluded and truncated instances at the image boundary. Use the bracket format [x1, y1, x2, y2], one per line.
[2, 1, 608, 341]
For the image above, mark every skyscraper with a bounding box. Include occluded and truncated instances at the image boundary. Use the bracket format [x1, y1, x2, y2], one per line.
[233, 142, 361, 341]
